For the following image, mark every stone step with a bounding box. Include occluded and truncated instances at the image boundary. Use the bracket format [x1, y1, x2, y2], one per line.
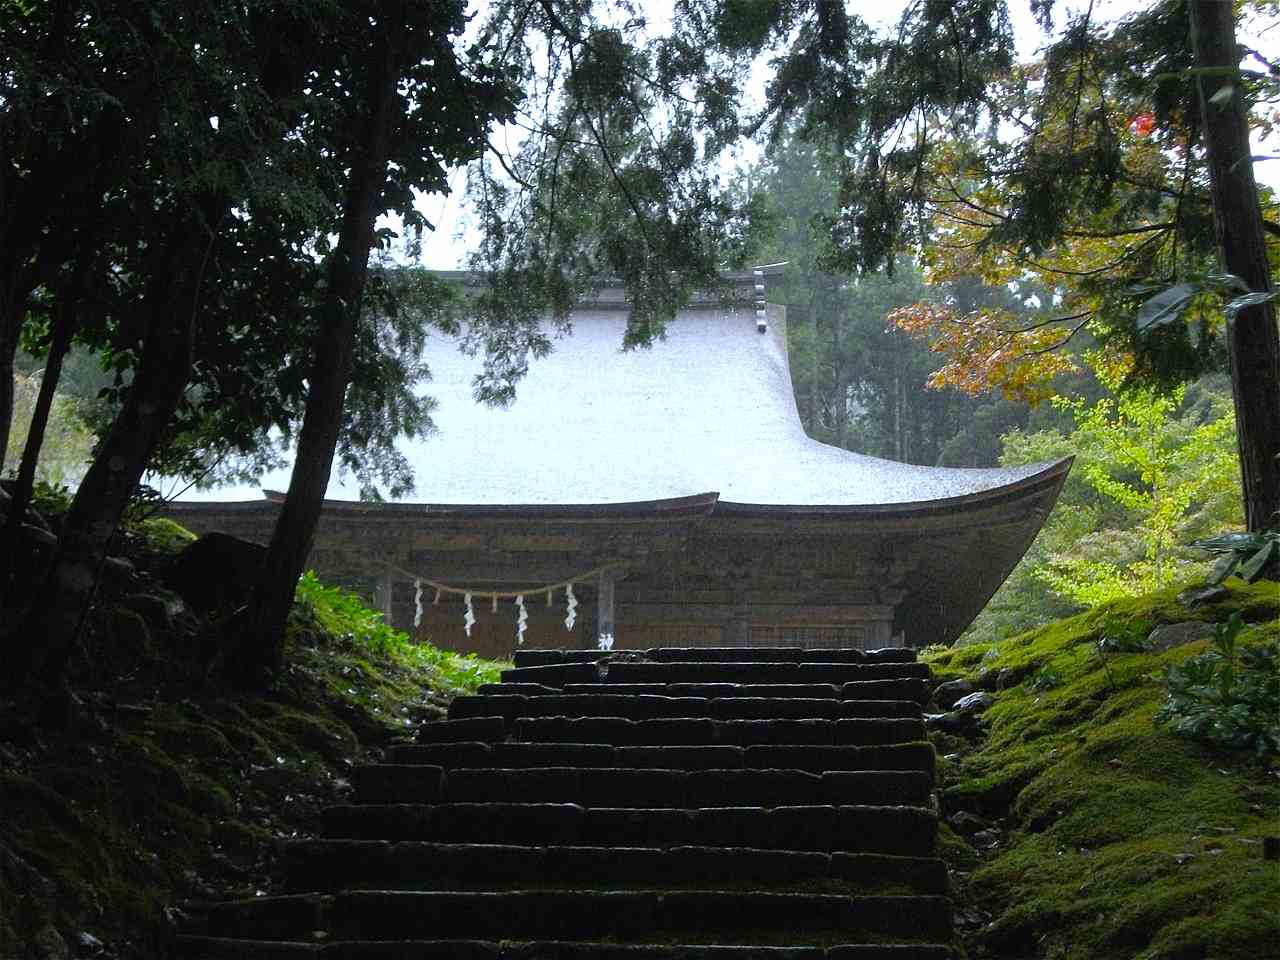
[599, 663, 932, 686]
[178, 936, 954, 959]
[511, 650, 611, 667]
[319, 803, 937, 854]
[390, 742, 747, 771]
[511, 648, 920, 667]
[563, 683, 845, 699]
[646, 648, 919, 664]
[477, 683, 561, 696]
[454, 694, 912, 722]
[499, 663, 603, 686]
[206, 890, 952, 944]
[499, 663, 930, 687]
[451, 696, 923, 724]
[415, 717, 506, 743]
[352, 765, 933, 807]
[513, 716, 932, 748]
[390, 742, 620, 769]
[385, 741, 935, 774]
[841, 680, 932, 707]
[279, 841, 949, 895]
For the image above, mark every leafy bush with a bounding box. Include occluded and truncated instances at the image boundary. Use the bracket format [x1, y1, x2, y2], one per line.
[28, 478, 73, 516]
[1155, 613, 1280, 759]
[292, 570, 502, 692]
[294, 570, 406, 655]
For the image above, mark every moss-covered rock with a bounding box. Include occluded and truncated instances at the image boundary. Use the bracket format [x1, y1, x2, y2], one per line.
[924, 579, 1280, 960]
[0, 559, 505, 956]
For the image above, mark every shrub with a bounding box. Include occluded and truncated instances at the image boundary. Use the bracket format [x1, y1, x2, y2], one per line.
[1155, 613, 1280, 759]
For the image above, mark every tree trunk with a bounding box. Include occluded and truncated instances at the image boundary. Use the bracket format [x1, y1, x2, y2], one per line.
[1188, 0, 1280, 532]
[237, 29, 402, 682]
[0, 326, 13, 475]
[0, 297, 77, 611]
[5, 237, 200, 689]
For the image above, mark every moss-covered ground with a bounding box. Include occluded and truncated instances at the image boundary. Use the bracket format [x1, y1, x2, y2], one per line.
[0, 521, 503, 958]
[924, 579, 1280, 960]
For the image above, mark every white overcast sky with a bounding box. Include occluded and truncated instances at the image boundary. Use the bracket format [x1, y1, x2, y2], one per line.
[407, 0, 1280, 269]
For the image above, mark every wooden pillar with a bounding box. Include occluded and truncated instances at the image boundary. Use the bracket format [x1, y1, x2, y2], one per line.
[597, 569, 616, 645]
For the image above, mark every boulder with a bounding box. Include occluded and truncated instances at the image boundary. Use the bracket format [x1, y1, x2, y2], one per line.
[932, 678, 974, 710]
[948, 810, 992, 836]
[1147, 621, 1216, 653]
[926, 711, 978, 735]
[162, 532, 266, 616]
[996, 664, 1033, 690]
[100, 555, 136, 586]
[953, 691, 995, 714]
[121, 592, 189, 634]
[31, 924, 69, 960]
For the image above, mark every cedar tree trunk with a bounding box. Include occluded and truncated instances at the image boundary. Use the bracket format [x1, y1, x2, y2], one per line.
[237, 29, 402, 682]
[7, 242, 199, 688]
[0, 297, 77, 610]
[1189, 0, 1280, 531]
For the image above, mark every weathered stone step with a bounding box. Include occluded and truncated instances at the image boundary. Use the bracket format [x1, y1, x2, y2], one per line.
[511, 648, 920, 667]
[319, 803, 937, 854]
[513, 716, 932, 748]
[177, 937, 955, 959]
[415, 717, 506, 744]
[391, 742, 620, 768]
[564, 683, 845, 699]
[499, 662, 931, 687]
[477, 682, 560, 696]
[512, 650, 609, 667]
[604, 663, 931, 685]
[352, 765, 933, 807]
[450, 696, 926, 725]
[279, 841, 949, 895]
[454, 694, 924, 722]
[841, 680, 931, 707]
[206, 890, 951, 943]
[386, 741, 934, 775]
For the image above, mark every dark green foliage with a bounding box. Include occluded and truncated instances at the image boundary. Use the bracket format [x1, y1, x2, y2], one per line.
[1192, 530, 1280, 584]
[1156, 613, 1280, 758]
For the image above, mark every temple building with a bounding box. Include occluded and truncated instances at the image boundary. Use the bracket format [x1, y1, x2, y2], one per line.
[164, 268, 1070, 659]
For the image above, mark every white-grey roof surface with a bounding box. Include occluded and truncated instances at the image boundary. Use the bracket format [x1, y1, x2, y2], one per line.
[184, 303, 1060, 508]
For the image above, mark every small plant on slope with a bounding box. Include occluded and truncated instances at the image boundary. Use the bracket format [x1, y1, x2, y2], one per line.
[1155, 613, 1280, 759]
[1094, 613, 1153, 693]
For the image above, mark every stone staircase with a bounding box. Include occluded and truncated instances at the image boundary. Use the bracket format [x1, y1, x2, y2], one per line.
[178, 647, 954, 959]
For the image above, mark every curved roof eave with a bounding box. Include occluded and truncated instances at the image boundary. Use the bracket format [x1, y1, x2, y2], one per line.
[715, 456, 1072, 519]
[200, 456, 1067, 523]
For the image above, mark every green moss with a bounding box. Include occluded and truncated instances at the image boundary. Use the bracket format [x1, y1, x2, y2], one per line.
[130, 517, 197, 555]
[925, 579, 1280, 959]
[935, 821, 979, 872]
[0, 562, 506, 953]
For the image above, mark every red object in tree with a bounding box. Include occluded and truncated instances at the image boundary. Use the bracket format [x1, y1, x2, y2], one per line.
[1131, 112, 1156, 136]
